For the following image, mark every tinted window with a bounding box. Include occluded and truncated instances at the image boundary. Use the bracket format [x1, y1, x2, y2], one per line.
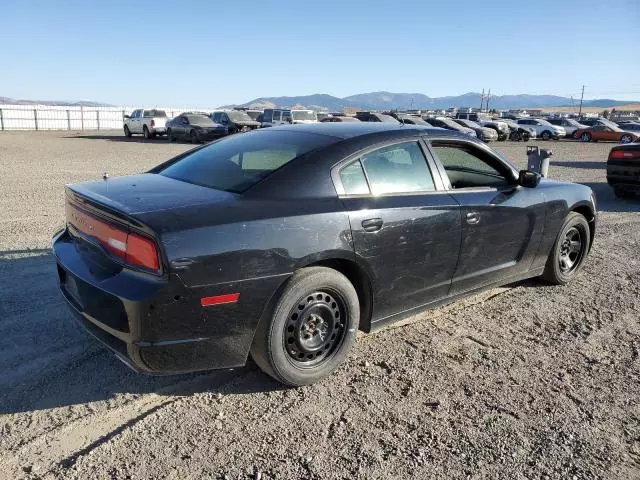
[282, 111, 292, 122]
[212, 112, 222, 122]
[272, 111, 282, 122]
[186, 115, 214, 126]
[159, 130, 337, 193]
[262, 110, 273, 123]
[360, 142, 435, 195]
[432, 144, 511, 189]
[339, 161, 369, 195]
[143, 109, 167, 117]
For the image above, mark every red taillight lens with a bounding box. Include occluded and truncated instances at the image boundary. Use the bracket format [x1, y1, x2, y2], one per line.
[126, 232, 160, 271]
[67, 204, 160, 272]
[610, 149, 640, 160]
[150, 119, 155, 127]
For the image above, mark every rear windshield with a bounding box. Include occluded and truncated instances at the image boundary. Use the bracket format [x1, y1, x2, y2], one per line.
[186, 115, 215, 126]
[144, 109, 167, 117]
[158, 130, 337, 193]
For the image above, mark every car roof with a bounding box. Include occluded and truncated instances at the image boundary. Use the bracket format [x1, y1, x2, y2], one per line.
[268, 122, 451, 139]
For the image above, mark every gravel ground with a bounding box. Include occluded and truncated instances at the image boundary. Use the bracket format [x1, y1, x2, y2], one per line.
[0, 130, 639, 480]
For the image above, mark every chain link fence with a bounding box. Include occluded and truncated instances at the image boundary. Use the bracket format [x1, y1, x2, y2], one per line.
[0, 105, 216, 131]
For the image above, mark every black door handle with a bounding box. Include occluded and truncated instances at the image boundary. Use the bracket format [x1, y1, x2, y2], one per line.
[362, 218, 383, 232]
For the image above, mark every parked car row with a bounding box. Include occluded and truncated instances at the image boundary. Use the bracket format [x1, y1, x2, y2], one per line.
[123, 108, 640, 145]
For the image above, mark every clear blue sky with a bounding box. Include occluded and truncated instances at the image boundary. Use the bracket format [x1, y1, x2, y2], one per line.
[1, 0, 639, 106]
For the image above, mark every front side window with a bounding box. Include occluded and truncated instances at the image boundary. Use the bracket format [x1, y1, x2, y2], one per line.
[272, 111, 282, 122]
[212, 112, 222, 123]
[431, 143, 512, 189]
[359, 142, 435, 195]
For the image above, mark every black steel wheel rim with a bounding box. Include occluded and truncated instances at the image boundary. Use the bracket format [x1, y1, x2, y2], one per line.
[559, 226, 584, 273]
[283, 290, 347, 367]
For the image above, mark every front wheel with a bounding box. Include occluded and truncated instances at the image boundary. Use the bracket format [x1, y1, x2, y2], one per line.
[541, 212, 590, 285]
[581, 132, 592, 142]
[124, 125, 132, 137]
[190, 130, 199, 144]
[541, 130, 552, 140]
[250, 267, 359, 386]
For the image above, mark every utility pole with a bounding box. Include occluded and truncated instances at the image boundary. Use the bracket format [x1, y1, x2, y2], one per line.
[480, 88, 485, 111]
[486, 89, 491, 112]
[578, 85, 585, 116]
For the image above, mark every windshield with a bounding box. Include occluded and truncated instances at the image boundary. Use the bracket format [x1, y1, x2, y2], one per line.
[599, 118, 619, 129]
[158, 130, 338, 193]
[457, 119, 480, 128]
[292, 110, 317, 121]
[227, 111, 254, 122]
[186, 115, 215, 126]
[144, 109, 167, 117]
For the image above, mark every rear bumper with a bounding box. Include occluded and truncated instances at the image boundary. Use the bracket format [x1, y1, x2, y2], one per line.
[53, 229, 286, 374]
[149, 127, 166, 134]
[607, 161, 640, 189]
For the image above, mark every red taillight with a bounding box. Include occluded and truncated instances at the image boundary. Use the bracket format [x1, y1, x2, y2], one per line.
[126, 232, 160, 271]
[67, 204, 160, 272]
[150, 119, 155, 127]
[610, 149, 640, 160]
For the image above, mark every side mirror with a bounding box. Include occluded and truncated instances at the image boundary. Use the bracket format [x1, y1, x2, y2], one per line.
[519, 170, 541, 188]
[124, 115, 130, 119]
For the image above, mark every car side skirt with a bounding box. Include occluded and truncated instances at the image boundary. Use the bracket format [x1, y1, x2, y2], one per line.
[369, 266, 545, 333]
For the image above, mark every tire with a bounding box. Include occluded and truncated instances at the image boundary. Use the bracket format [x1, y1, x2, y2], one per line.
[124, 125, 132, 137]
[250, 266, 359, 386]
[620, 134, 633, 144]
[581, 132, 592, 142]
[541, 130, 552, 140]
[143, 126, 150, 139]
[167, 128, 176, 142]
[541, 212, 590, 285]
[190, 130, 199, 144]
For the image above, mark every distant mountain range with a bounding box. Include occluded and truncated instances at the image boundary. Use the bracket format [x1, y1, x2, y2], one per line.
[0, 96, 115, 107]
[237, 91, 637, 111]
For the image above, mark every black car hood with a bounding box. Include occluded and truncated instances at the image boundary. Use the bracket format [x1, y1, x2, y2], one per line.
[68, 173, 237, 215]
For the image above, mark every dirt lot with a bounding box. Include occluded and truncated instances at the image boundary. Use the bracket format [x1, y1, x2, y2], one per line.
[1, 131, 639, 480]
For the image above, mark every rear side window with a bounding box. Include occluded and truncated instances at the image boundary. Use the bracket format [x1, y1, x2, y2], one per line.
[360, 142, 435, 195]
[143, 109, 167, 117]
[339, 161, 369, 195]
[158, 130, 337, 193]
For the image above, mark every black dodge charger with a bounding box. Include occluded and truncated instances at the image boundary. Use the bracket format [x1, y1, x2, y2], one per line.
[54, 123, 596, 386]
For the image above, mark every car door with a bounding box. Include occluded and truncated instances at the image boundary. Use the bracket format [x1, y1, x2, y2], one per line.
[335, 139, 462, 324]
[130, 110, 141, 133]
[428, 139, 546, 295]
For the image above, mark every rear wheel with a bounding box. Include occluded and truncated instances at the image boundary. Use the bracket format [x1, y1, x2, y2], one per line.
[190, 130, 199, 144]
[167, 128, 176, 142]
[620, 134, 633, 144]
[143, 126, 150, 139]
[581, 132, 592, 142]
[541, 130, 552, 140]
[250, 267, 359, 386]
[124, 125, 132, 137]
[541, 212, 590, 285]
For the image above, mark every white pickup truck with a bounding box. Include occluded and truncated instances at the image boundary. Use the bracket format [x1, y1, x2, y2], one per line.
[123, 109, 168, 139]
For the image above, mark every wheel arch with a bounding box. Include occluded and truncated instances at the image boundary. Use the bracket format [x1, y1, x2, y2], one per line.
[570, 202, 596, 252]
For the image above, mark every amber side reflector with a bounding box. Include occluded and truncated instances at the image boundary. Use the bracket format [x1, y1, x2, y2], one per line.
[201, 293, 240, 307]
